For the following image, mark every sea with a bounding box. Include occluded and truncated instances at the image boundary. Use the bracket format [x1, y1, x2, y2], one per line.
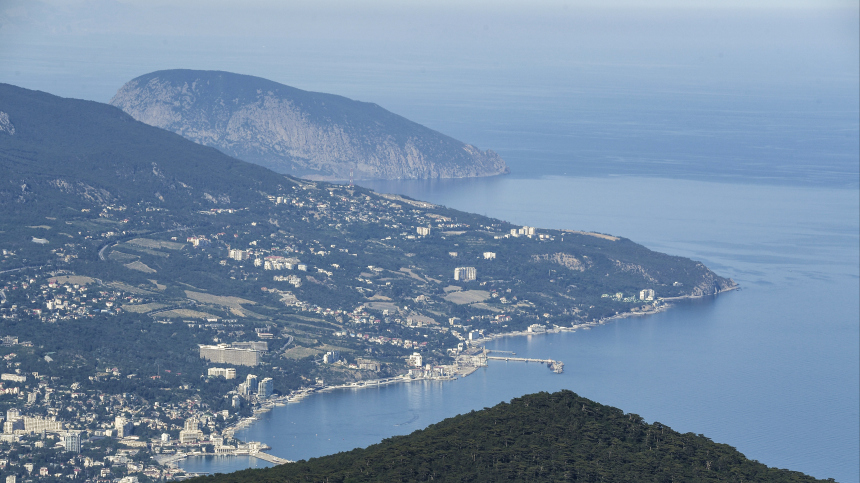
[179, 176, 859, 482]
[2, 6, 857, 481]
[177, 45, 859, 482]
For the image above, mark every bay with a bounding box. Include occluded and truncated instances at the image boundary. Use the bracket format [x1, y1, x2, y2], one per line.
[182, 176, 859, 482]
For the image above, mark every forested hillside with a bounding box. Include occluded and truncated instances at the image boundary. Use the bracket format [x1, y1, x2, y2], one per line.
[191, 390, 826, 482]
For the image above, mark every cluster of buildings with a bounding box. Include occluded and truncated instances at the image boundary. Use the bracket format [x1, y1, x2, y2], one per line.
[602, 289, 658, 303]
[0, 362, 258, 480]
[511, 226, 536, 237]
[259, 256, 303, 271]
[322, 351, 340, 364]
[273, 274, 302, 287]
[0, 275, 136, 323]
[186, 235, 210, 247]
[237, 374, 273, 399]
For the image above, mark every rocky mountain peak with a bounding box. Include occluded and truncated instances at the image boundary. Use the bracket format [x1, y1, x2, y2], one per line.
[110, 70, 509, 181]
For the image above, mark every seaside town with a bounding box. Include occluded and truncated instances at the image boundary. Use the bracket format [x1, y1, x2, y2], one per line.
[0, 175, 730, 481]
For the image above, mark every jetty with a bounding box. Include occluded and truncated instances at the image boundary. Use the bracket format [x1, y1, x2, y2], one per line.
[486, 355, 564, 373]
[252, 452, 291, 465]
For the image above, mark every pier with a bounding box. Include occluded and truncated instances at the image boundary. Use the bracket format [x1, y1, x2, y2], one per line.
[252, 452, 291, 465]
[486, 355, 564, 373]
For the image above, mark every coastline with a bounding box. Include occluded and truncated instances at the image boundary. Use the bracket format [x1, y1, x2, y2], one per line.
[178, 284, 739, 471]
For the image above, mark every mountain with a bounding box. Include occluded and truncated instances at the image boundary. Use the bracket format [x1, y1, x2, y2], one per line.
[109, 70, 509, 181]
[0, 82, 283, 225]
[190, 390, 824, 483]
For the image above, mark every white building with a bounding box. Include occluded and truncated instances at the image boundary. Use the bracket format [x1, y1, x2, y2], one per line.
[482, 252, 496, 260]
[207, 367, 237, 380]
[416, 226, 430, 236]
[63, 432, 81, 453]
[245, 374, 258, 393]
[115, 417, 132, 438]
[511, 226, 536, 236]
[407, 352, 423, 367]
[228, 249, 250, 261]
[454, 267, 476, 282]
[639, 289, 655, 301]
[179, 419, 203, 444]
[258, 377, 273, 398]
[323, 351, 340, 364]
[23, 416, 64, 433]
[199, 344, 263, 367]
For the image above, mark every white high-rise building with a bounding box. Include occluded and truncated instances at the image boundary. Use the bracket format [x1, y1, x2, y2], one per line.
[454, 267, 476, 282]
[115, 416, 132, 438]
[245, 374, 258, 393]
[407, 352, 423, 367]
[63, 432, 81, 453]
[257, 378, 273, 398]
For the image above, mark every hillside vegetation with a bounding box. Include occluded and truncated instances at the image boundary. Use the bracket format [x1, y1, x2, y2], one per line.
[191, 390, 827, 483]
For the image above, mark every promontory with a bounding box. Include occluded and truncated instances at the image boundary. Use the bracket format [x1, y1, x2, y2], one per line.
[110, 69, 509, 181]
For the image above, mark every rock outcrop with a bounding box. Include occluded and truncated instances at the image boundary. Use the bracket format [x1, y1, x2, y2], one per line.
[110, 70, 509, 181]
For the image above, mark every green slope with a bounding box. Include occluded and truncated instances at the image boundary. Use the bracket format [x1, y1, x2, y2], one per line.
[192, 390, 827, 483]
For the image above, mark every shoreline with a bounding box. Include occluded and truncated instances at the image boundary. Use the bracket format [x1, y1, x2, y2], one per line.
[178, 284, 739, 470]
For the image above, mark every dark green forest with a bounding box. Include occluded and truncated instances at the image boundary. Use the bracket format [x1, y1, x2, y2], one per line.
[191, 390, 827, 483]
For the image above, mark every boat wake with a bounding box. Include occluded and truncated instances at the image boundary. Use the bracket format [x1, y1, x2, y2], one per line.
[394, 412, 419, 426]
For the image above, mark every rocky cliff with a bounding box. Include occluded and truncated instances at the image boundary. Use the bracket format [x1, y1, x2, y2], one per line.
[110, 70, 509, 181]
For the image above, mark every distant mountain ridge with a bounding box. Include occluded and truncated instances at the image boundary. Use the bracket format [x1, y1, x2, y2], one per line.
[110, 70, 509, 180]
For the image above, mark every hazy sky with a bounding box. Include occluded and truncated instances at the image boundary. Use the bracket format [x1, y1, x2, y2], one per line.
[1, 0, 856, 105]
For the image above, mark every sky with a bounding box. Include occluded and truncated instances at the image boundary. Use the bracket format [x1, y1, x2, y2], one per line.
[1, 0, 857, 105]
